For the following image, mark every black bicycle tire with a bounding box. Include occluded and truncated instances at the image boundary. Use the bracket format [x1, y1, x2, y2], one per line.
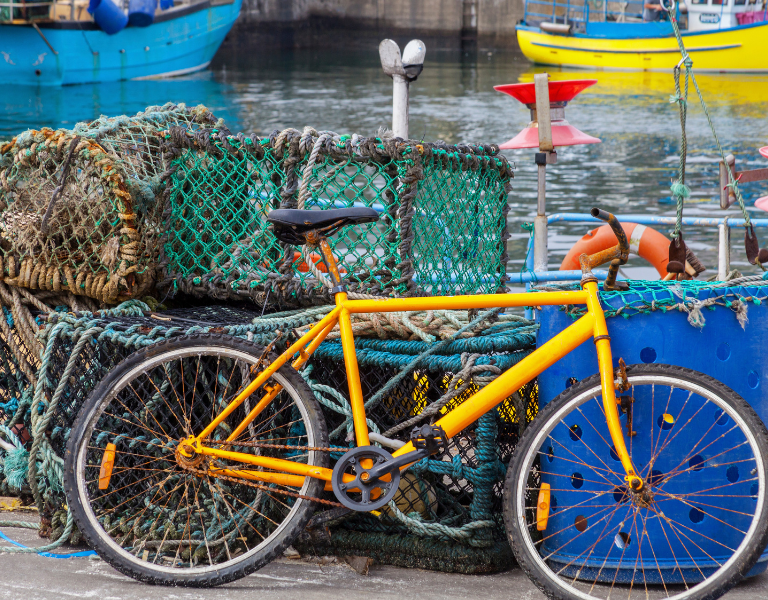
[504, 363, 768, 600]
[63, 333, 329, 587]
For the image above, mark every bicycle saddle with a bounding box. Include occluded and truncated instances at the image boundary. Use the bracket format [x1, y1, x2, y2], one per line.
[267, 208, 380, 245]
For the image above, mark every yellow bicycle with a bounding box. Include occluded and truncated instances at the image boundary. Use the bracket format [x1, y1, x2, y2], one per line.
[64, 207, 768, 599]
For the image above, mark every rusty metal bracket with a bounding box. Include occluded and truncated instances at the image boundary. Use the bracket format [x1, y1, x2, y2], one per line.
[615, 359, 635, 437]
[618, 394, 637, 437]
[615, 358, 630, 392]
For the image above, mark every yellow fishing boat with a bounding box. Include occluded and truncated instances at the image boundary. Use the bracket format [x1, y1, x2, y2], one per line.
[517, 0, 768, 71]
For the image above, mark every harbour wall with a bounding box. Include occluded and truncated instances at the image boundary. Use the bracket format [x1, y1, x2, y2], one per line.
[230, 0, 525, 49]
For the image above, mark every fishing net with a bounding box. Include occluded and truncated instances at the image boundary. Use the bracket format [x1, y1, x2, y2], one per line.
[73, 102, 221, 200]
[298, 327, 538, 573]
[541, 276, 768, 326]
[0, 108, 518, 567]
[0, 131, 146, 304]
[158, 127, 513, 308]
[0, 104, 221, 305]
[0, 301, 537, 571]
[0, 305, 35, 499]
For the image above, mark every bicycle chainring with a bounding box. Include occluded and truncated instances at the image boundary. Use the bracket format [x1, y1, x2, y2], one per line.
[331, 445, 401, 511]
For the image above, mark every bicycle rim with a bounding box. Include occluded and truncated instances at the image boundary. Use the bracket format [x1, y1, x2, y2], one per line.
[71, 343, 325, 579]
[508, 369, 768, 600]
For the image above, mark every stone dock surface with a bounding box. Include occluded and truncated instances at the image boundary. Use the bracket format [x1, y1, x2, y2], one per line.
[1, 512, 767, 600]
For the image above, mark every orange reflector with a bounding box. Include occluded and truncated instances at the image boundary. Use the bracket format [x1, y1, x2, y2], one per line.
[536, 483, 551, 531]
[98, 443, 116, 490]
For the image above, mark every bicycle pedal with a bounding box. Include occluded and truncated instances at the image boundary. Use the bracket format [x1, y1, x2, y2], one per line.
[410, 424, 448, 456]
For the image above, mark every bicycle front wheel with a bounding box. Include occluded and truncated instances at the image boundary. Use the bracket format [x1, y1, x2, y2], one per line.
[64, 333, 328, 587]
[504, 363, 768, 600]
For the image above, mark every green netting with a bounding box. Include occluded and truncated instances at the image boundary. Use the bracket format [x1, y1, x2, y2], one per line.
[73, 102, 220, 192]
[158, 128, 513, 307]
[536, 276, 768, 324]
[0, 302, 537, 571]
[0, 104, 220, 304]
[412, 148, 510, 295]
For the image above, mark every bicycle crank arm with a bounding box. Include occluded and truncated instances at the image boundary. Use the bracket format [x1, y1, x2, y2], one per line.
[366, 448, 429, 480]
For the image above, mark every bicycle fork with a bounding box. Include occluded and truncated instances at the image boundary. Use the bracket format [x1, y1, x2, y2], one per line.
[583, 278, 644, 493]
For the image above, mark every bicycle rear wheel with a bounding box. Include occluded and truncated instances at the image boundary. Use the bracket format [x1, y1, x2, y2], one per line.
[504, 363, 768, 600]
[64, 333, 328, 587]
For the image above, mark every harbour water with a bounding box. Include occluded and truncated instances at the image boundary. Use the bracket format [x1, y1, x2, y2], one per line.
[4, 42, 768, 280]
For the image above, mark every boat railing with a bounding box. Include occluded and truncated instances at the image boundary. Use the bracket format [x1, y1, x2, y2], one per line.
[0, 0, 91, 23]
[524, 0, 588, 30]
[520, 213, 768, 285]
[0, 0, 192, 24]
[523, 0, 653, 29]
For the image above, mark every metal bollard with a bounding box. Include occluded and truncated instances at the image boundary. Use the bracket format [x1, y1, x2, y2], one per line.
[718, 219, 730, 280]
[379, 39, 426, 139]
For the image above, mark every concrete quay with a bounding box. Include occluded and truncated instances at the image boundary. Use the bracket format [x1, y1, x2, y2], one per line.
[1, 512, 767, 600]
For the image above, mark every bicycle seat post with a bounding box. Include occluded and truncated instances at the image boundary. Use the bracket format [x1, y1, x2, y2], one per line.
[305, 230, 347, 301]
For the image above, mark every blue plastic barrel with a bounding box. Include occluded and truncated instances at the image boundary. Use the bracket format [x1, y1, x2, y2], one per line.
[87, 0, 128, 35]
[128, 0, 155, 27]
[537, 282, 768, 579]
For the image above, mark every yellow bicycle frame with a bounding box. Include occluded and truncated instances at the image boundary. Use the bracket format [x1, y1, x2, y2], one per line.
[183, 279, 642, 493]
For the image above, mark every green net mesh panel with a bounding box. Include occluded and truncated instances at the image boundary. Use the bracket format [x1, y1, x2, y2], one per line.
[411, 148, 510, 295]
[73, 102, 220, 193]
[158, 129, 513, 307]
[0, 105, 221, 304]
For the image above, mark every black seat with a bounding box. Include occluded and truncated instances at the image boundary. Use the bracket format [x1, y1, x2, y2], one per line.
[267, 208, 380, 245]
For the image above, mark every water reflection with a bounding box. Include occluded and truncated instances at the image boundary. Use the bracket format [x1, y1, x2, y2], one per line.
[4, 45, 768, 278]
[0, 73, 239, 136]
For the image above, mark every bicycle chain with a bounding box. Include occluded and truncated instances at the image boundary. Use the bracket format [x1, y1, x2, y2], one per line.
[208, 440, 352, 453]
[179, 440, 354, 508]
[181, 463, 344, 508]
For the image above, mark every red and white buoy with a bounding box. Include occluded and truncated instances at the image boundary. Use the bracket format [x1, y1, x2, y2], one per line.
[494, 75, 600, 273]
[494, 79, 601, 150]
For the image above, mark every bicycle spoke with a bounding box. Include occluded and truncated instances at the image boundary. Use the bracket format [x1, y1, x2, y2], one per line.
[508, 369, 768, 600]
[68, 336, 328, 581]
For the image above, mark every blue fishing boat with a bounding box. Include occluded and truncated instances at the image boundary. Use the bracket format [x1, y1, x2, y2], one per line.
[0, 0, 241, 85]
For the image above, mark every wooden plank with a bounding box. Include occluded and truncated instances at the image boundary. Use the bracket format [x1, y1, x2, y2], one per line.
[534, 73, 554, 152]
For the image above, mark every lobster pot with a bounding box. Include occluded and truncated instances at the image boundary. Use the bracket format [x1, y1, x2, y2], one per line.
[158, 130, 512, 309]
[537, 280, 768, 581]
[0, 130, 155, 304]
[0, 107, 218, 305]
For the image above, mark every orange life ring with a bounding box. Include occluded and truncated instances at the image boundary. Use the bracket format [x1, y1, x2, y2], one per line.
[288, 251, 348, 274]
[265, 252, 347, 274]
[290, 251, 327, 273]
[560, 222, 670, 277]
